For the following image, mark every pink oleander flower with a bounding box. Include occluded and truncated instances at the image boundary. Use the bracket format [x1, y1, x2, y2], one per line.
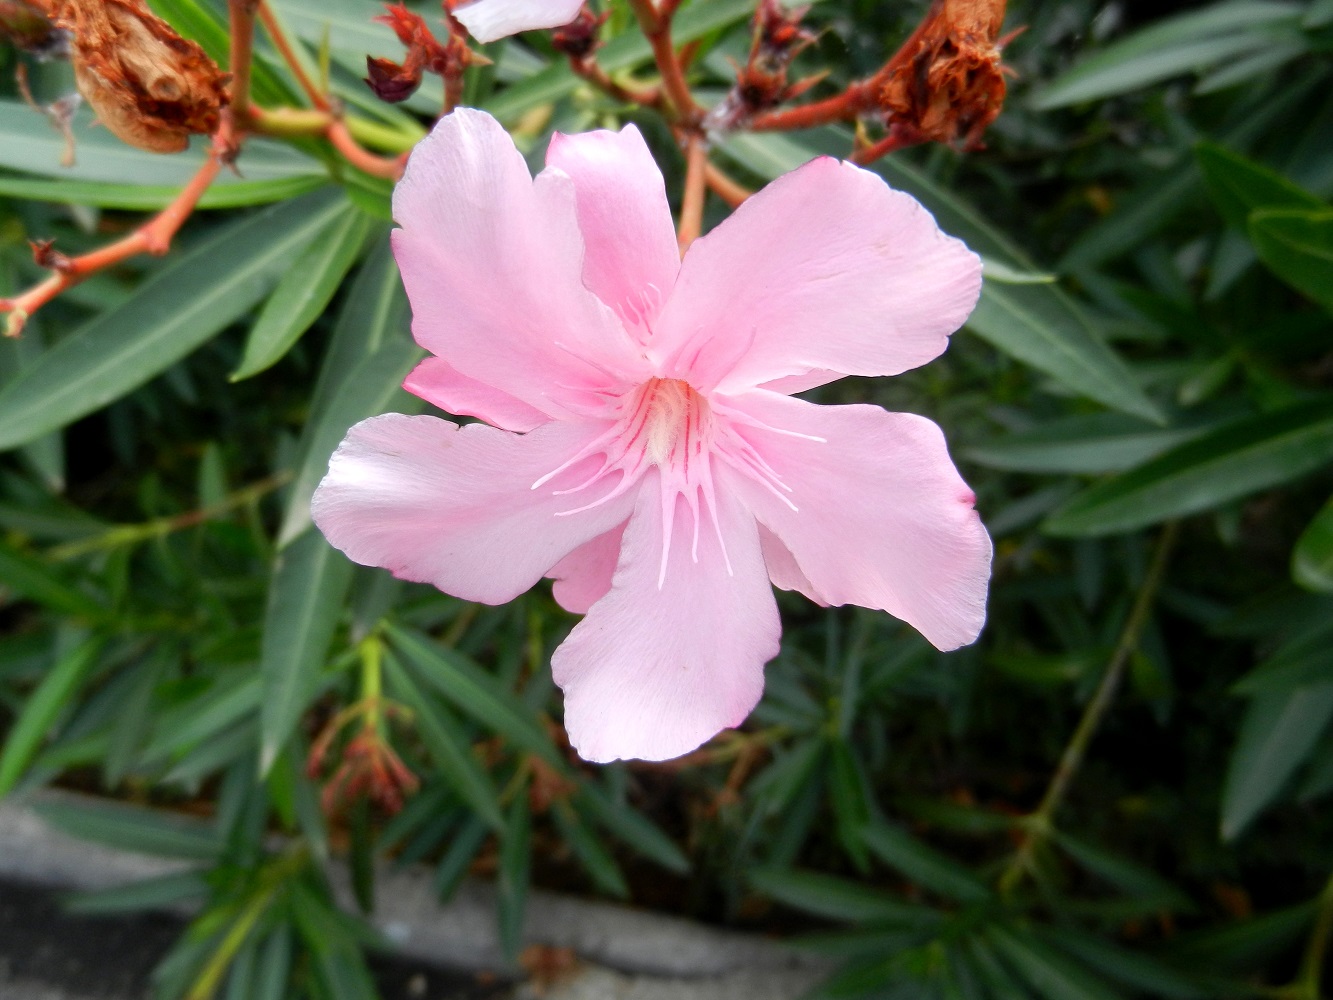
[452, 0, 583, 43]
[312, 108, 992, 763]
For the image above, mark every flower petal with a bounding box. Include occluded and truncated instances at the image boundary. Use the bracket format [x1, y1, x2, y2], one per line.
[392, 109, 643, 419]
[312, 413, 637, 605]
[721, 392, 991, 650]
[546, 521, 627, 614]
[453, 0, 583, 42]
[404, 356, 548, 432]
[652, 156, 982, 393]
[552, 473, 781, 763]
[545, 126, 680, 335]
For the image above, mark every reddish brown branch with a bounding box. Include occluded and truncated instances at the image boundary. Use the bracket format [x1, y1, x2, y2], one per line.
[256, 0, 329, 110]
[627, 0, 700, 125]
[677, 134, 707, 254]
[704, 160, 751, 207]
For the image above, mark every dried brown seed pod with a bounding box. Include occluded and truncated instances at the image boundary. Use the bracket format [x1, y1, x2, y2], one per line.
[51, 0, 228, 154]
[880, 0, 1010, 150]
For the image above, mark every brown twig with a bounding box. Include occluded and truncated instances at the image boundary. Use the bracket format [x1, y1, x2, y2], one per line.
[677, 134, 707, 254]
[626, 0, 700, 125]
[569, 54, 661, 107]
[226, 0, 260, 126]
[256, 0, 329, 110]
[703, 160, 751, 207]
[248, 106, 406, 179]
[850, 126, 918, 165]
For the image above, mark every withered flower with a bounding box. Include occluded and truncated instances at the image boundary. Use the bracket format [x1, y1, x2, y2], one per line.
[0, 0, 67, 58]
[709, 0, 818, 131]
[51, 0, 227, 154]
[880, 0, 1009, 150]
[365, 3, 478, 105]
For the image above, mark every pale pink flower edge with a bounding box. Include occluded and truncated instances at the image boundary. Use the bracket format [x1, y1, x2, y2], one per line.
[312, 108, 992, 763]
[453, 0, 583, 43]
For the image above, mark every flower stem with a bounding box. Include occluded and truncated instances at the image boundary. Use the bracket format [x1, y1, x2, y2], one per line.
[1294, 872, 1333, 997]
[677, 134, 708, 254]
[256, 0, 330, 110]
[627, 0, 700, 124]
[227, 0, 261, 127]
[47, 472, 289, 561]
[704, 160, 752, 207]
[999, 520, 1180, 894]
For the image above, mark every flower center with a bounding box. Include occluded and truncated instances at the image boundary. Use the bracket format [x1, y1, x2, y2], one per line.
[640, 377, 708, 472]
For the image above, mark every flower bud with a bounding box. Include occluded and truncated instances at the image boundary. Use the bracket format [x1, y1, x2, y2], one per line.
[51, 0, 228, 154]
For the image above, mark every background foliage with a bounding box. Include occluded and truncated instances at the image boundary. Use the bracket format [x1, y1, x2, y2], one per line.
[3, 0, 1333, 997]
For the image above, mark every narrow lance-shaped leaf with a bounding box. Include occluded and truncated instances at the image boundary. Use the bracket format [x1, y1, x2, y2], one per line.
[1046, 398, 1333, 537]
[232, 204, 378, 381]
[0, 189, 344, 451]
[1031, 1, 1305, 109]
[1249, 208, 1333, 311]
[1195, 142, 1324, 230]
[0, 636, 103, 798]
[1221, 684, 1333, 840]
[259, 530, 355, 775]
[1293, 496, 1333, 592]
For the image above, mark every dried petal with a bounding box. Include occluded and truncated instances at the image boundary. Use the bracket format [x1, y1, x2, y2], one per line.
[52, 0, 227, 154]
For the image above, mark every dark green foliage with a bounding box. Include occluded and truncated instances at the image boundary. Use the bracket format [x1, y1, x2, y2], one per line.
[4, 0, 1333, 998]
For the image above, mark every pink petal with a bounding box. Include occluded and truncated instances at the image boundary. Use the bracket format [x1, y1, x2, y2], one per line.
[758, 525, 827, 607]
[453, 0, 583, 42]
[311, 413, 637, 605]
[546, 126, 680, 335]
[546, 522, 626, 614]
[392, 109, 645, 420]
[552, 473, 781, 763]
[651, 157, 982, 393]
[721, 392, 991, 651]
[404, 356, 548, 432]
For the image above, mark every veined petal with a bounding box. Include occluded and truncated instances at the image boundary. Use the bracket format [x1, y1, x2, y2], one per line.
[552, 473, 781, 763]
[404, 356, 548, 432]
[722, 392, 991, 651]
[454, 0, 583, 42]
[651, 156, 981, 393]
[312, 413, 638, 605]
[546, 521, 626, 614]
[392, 109, 644, 419]
[545, 126, 680, 336]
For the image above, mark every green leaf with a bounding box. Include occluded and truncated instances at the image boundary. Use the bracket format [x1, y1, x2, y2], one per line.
[232, 204, 375, 380]
[382, 652, 503, 830]
[747, 867, 939, 925]
[986, 925, 1125, 1000]
[828, 740, 873, 872]
[967, 282, 1164, 424]
[0, 101, 320, 185]
[0, 546, 106, 618]
[981, 258, 1056, 284]
[0, 190, 345, 451]
[276, 241, 419, 547]
[0, 173, 326, 211]
[498, 793, 531, 962]
[0, 637, 102, 797]
[1051, 831, 1193, 908]
[1221, 684, 1333, 839]
[259, 530, 355, 774]
[1293, 496, 1333, 591]
[1249, 208, 1333, 310]
[861, 822, 991, 903]
[1031, 1, 1305, 109]
[64, 871, 210, 914]
[386, 623, 566, 771]
[552, 799, 630, 899]
[966, 412, 1224, 475]
[575, 780, 690, 874]
[1196, 142, 1325, 230]
[1039, 928, 1204, 999]
[36, 796, 221, 860]
[1045, 398, 1333, 537]
[1231, 616, 1333, 694]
